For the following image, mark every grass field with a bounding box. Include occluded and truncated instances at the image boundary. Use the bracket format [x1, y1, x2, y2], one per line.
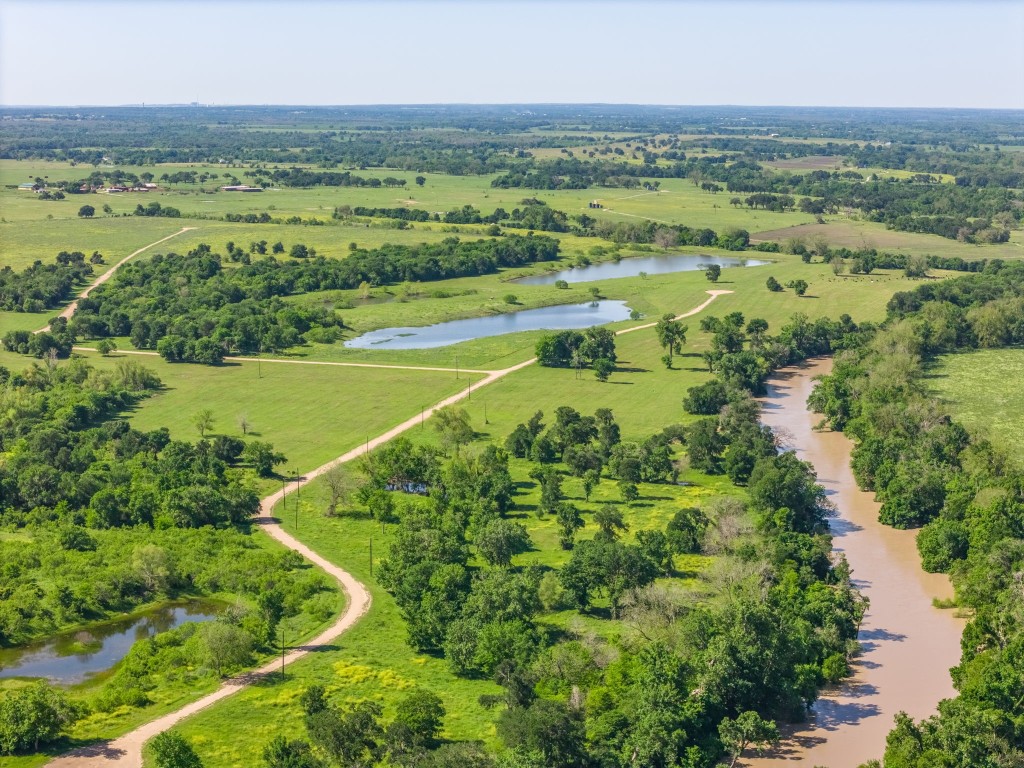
[930, 347, 1024, 460]
[751, 219, 1024, 261]
[0, 347, 484, 494]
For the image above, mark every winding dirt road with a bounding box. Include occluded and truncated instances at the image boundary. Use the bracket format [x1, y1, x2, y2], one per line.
[37, 227, 194, 334]
[45, 282, 731, 765]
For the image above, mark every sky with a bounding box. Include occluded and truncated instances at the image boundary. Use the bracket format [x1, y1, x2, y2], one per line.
[1, 0, 1022, 109]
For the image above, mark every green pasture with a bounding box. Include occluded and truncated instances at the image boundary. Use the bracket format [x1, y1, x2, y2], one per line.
[751, 218, 1024, 261]
[0, 216, 193, 271]
[930, 347, 1024, 460]
[0, 347, 483, 492]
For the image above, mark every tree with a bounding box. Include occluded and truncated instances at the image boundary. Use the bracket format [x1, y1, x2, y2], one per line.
[0, 681, 84, 754]
[766, 276, 783, 292]
[433, 406, 473, 454]
[718, 711, 779, 768]
[321, 464, 351, 517]
[655, 314, 687, 366]
[415, 176, 426, 187]
[193, 408, 214, 438]
[393, 689, 445, 747]
[705, 263, 722, 282]
[238, 413, 252, 435]
[77, 204, 95, 218]
[151, 731, 204, 768]
[262, 736, 322, 768]
[243, 441, 287, 477]
[594, 507, 628, 541]
[593, 358, 614, 382]
[618, 479, 639, 504]
[197, 621, 253, 677]
[789, 279, 809, 296]
[475, 519, 531, 567]
[555, 502, 584, 550]
[306, 700, 383, 768]
[96, 338, 117, 356]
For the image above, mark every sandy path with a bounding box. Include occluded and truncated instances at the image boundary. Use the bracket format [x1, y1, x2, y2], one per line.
[617, 289, 733, 334]
[37, 227, 194, 333]
[45, 291, 729, 766]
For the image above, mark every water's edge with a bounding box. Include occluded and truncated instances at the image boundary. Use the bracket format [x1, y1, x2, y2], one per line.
[749, 358, 964, 767]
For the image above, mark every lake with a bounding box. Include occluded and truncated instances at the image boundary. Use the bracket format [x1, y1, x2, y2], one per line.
[513, 253, 771, 285]
[344, 300, 633, 350]
[0, 601, 221, 684]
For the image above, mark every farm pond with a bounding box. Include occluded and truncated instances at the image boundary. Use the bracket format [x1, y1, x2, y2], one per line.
[0, 600, 221, 684]
[344, 299, 632, 350]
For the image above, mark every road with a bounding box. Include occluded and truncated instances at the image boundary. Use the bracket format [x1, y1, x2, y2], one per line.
[43, 254, 731, 765]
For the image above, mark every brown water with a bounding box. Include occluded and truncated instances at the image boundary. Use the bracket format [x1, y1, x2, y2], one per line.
[750, 358, 965, 767]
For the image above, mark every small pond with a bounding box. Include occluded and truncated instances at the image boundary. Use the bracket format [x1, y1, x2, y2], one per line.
[513, 253, 771, 285]
[0, 601, 220, 684]
[344, 300, 632, 350]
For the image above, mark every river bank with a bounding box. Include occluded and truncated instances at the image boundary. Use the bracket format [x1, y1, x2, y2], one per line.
[750, 358, 965, 767]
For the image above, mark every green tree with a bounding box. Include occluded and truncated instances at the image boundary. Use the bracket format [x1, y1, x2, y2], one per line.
[96, 338, 118, 356]
[593, 357, 614, 382]
[243, 441, 287, 477]
[705, 263, 722, 282]
[262, 736, 322, 768]
[555, 501, 584, 550]
[192, 408, 214, 438]
[718, 711, 779, 768]
[433, 406, 473, 454]
[151, 731, 204, 768]
[766, 276, 783, 292]
[0, 681, 84, 754]
[393, 689, 445, 747]
[475, 519, 531, 567]
[415, 176, 426, 186]
[655, 314, 687, 367]
[197, 621, 254, 677]
[594, 507, 628, 541]
[78, 204, 95, 218]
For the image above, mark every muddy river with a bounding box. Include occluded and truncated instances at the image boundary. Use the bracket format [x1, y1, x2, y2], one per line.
[751, 358, 965, 767]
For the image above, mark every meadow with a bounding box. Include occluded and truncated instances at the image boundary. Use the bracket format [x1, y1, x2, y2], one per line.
[930, 347, 1024, 460]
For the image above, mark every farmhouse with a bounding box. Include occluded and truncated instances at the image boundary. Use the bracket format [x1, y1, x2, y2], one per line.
[221, 185, 263, 192]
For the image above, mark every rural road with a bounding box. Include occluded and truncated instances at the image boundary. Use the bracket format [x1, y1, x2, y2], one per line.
[37, 227, 194, 334]
[44, 267, 730, 765]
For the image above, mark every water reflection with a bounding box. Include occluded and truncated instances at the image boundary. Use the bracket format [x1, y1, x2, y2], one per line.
[0, 602, 219, 684]
[514, 253, 771, 285]
[344, 300, 633, 350]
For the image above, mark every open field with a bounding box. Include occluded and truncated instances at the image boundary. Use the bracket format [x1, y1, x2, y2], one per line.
[0, 347, 483, 493]
[930, 347, 1024, 460]
[752, 219, 1024, 261]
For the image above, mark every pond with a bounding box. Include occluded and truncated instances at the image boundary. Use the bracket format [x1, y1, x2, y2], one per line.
[344, 300, 633, 350]
[0, 600, 221, 685]
[513, 253, 771, 285]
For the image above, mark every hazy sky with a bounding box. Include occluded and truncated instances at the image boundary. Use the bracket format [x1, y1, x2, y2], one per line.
[2, 0, 1022, 108]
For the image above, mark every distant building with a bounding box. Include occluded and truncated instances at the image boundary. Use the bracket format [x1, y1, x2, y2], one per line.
[588, 200, 603, 209]
[17, 183, 36, 191]
[221, 185, 263, 192]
